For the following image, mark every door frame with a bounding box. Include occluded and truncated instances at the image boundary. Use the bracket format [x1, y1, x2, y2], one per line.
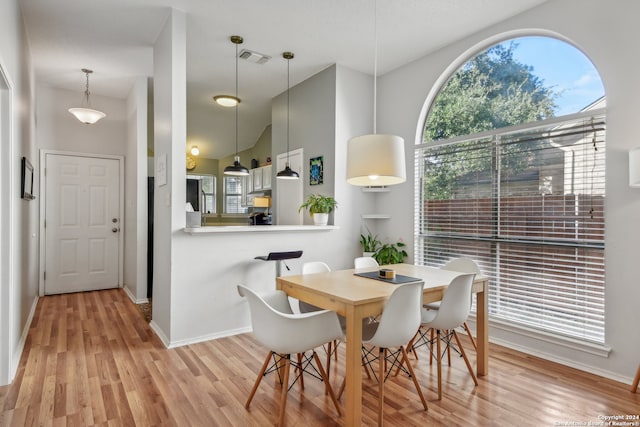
[39, 150, 125, 296]
[0, 58, 15, 385]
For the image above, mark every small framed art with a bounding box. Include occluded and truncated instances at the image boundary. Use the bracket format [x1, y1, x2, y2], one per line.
[310, 156, 323, 185]
[21, 156, 35, 200]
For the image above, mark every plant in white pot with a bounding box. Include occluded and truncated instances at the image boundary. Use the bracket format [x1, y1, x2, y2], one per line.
[298, 194, 337, 226]
[360, 229, 381, 257]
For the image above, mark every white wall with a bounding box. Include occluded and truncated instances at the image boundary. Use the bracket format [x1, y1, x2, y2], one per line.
[36, 85, 127, 155]
[378, 0, 640, 382]
[0, 0, 36, 385]
[150, 8, 186, 343]
[124, 77, 149, 303]
[165, 65, 372, 346]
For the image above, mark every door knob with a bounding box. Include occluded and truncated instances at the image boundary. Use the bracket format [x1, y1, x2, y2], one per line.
[112, 227, 119, 233]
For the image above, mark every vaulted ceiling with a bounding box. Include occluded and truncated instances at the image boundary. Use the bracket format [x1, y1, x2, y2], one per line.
[20, 0, 548, 158]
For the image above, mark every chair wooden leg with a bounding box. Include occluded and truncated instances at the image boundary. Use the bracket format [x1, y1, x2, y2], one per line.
[446, 329, 452, 366]
[246, 352, 272, 409]
[378, 348, 385, 427]
[296, 352, 305, 390]
[436, 329, 442, 400]
[334, 339, 339, 361]
[429, 328, 435, 366]
[406, 330, 420, 360]
[277, 356, 291, 427]
[313, 351, 342, 416]
[452, 330, 478, 386]
[631, 363, 640, 393]
[400, 346, 428, 411]
[463, 321, 478, 351]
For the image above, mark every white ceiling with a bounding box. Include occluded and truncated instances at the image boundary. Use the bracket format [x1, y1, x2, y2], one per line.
[20, 0, 548, 159]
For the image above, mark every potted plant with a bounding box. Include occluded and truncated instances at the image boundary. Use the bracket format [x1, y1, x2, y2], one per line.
[373, 239, 408, 265]
[360, 230, 381, 257]
[298, 194, 338, 226]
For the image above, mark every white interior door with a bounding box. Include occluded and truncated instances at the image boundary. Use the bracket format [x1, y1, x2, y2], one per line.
[44, 154, 121, 294]
[276, 149, 303, 225]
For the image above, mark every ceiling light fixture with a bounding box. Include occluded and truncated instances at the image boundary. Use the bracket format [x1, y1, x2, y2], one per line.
[213, 95, 240, 107]
[190, 145, 200, 156]
[224, 35, 250, 176]
[346, 0, 406, 186]
[68, 68, 106, 124]
[277, 52, 299, 180]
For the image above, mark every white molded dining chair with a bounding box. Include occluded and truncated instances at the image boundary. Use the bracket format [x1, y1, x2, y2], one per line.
[340, 281, 428, 426]
[298, 261, 341, 378]
[409, 273, 478, 400]
[238, 284, 344, 426]
[423, 258, 480, 352]
[354, 256, 379, 270]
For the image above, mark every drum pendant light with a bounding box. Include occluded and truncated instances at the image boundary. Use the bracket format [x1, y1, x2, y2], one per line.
[346, 0, 406, 186]
[277, 51, 299, 180]
[224, 35, 249, 176]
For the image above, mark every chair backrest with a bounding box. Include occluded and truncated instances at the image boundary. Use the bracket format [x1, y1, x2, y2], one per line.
[424, 273, 475, 330]
[302, 261, 331, 275]
[299, 262, 331, 313]
[442, 257, 480, 275]
[238, 284, 342, 355]
[365, 281, 424, 348]
[354, 256, 379, 270]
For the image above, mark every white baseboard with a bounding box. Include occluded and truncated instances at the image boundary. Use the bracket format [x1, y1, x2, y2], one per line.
[149, 320, 170, 348]
[123, 285, 148, 305]
[488, 335, 633, 385]
[148, 324, 252, 350]
[10, 295, 39, 380]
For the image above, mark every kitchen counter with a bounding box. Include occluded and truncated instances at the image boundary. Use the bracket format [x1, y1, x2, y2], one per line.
[183, 225, 339, 234]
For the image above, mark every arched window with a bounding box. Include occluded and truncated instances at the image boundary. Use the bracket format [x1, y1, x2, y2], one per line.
[415, 36, 606, 344]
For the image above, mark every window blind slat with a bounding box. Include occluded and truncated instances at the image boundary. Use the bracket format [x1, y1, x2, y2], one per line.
[416, 114, 606, 344]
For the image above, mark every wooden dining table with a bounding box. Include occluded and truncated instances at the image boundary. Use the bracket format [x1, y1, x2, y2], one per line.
[276, 263, 489, 427]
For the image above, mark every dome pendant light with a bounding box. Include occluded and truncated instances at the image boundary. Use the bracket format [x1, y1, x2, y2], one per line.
[68, 68, 106, 124]
[276, 52, 299, 180]
[346, 0, 406, 186]
[224, 35, 250, 176]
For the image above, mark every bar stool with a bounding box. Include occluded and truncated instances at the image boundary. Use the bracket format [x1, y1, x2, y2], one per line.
[254, 250, 303, 278]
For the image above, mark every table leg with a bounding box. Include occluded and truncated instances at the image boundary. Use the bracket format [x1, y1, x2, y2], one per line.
[476, 281, 489, 376]
[344, 305, 363, 427]
[631, 363, 640, 392]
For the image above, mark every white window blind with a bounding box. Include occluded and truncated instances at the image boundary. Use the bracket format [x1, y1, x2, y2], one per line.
[415, 111, 606, 343]
[224, 176, 247, 214]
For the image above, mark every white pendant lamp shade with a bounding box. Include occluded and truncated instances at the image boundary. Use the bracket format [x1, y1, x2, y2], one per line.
[345, 0, 406, 187]
[68, 68, 106, 124]
[68, 107, 106, 125]
[346, 134, 406, 186]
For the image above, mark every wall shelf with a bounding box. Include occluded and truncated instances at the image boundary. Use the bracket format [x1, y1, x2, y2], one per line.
[361, 214, 391, 219]
[361, 186, 390, 193]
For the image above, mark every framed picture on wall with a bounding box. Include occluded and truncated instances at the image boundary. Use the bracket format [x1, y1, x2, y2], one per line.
[21, 156, 35, 200]
[310, 156, 323, 185]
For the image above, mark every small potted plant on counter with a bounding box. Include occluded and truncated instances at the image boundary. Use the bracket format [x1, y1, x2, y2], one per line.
[298, 194, 337, 226]
[373, 238, 408, 265]
[360, 229, 381, 257]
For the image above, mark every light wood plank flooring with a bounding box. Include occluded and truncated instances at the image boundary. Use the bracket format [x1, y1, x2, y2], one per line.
[1, 289, 638, 426]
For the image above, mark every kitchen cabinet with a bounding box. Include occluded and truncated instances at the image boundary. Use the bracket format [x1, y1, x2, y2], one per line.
[249, 165, 272, 193]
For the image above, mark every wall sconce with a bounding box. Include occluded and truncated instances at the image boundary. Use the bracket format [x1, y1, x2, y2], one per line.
[190, 145, 200, 156]
[630, 147, 640, 187]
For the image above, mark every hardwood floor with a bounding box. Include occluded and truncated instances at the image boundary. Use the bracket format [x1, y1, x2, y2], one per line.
[1, 289, 638, 426]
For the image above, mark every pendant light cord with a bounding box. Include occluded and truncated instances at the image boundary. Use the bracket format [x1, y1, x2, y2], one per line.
[84, 71, 91, 107]
[235, 40, 239, 156]
[373, 0, 377, 134]
[286, 55, 291, 166]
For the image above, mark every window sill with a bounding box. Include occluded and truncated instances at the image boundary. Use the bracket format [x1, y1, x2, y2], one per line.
[467, 314, 612, 358]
